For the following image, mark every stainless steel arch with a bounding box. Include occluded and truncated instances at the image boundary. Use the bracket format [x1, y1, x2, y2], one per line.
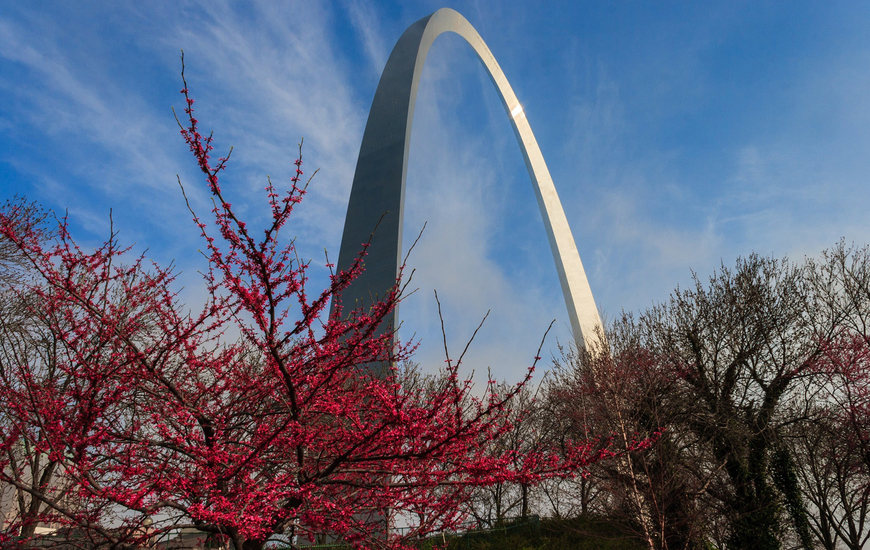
[333, 8, 602, 350]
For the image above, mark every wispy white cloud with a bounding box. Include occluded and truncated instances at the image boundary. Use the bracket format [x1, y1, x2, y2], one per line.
[155, 2, 368, 248]
[343, 0, 389, 79]
[0, 1, 374, 268]
[0, 14, 193, 254]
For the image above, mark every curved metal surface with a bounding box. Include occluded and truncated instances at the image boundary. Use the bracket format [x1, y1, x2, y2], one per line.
[333, 8, 602, 350]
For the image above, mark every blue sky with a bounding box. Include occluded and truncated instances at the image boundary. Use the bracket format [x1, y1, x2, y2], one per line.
[3, 1, 870, 382]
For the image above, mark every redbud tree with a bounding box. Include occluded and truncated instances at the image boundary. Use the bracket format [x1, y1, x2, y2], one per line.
[0, 62, 618, 550]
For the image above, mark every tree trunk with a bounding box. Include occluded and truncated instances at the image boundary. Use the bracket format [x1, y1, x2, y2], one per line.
[724, 438, 780, 550]
[521, 484, 529, 519]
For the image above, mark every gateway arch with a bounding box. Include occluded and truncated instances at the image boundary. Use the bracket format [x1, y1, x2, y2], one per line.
[333, 8, 602, 350]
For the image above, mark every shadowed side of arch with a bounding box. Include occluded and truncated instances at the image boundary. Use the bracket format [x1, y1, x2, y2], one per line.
[332, 8, 602, 350]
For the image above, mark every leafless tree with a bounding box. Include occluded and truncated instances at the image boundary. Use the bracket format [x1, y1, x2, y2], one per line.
[0, 198, 75, 540]
[458, 380, 546, 527]
[545, 324, 713, 550]
[788, 412, 870, 550]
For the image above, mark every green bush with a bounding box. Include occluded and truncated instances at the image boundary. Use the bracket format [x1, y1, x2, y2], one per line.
[435, 515, 645, 550]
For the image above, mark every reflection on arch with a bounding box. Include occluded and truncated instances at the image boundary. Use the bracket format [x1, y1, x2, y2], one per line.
[333, 8, 602, 350]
